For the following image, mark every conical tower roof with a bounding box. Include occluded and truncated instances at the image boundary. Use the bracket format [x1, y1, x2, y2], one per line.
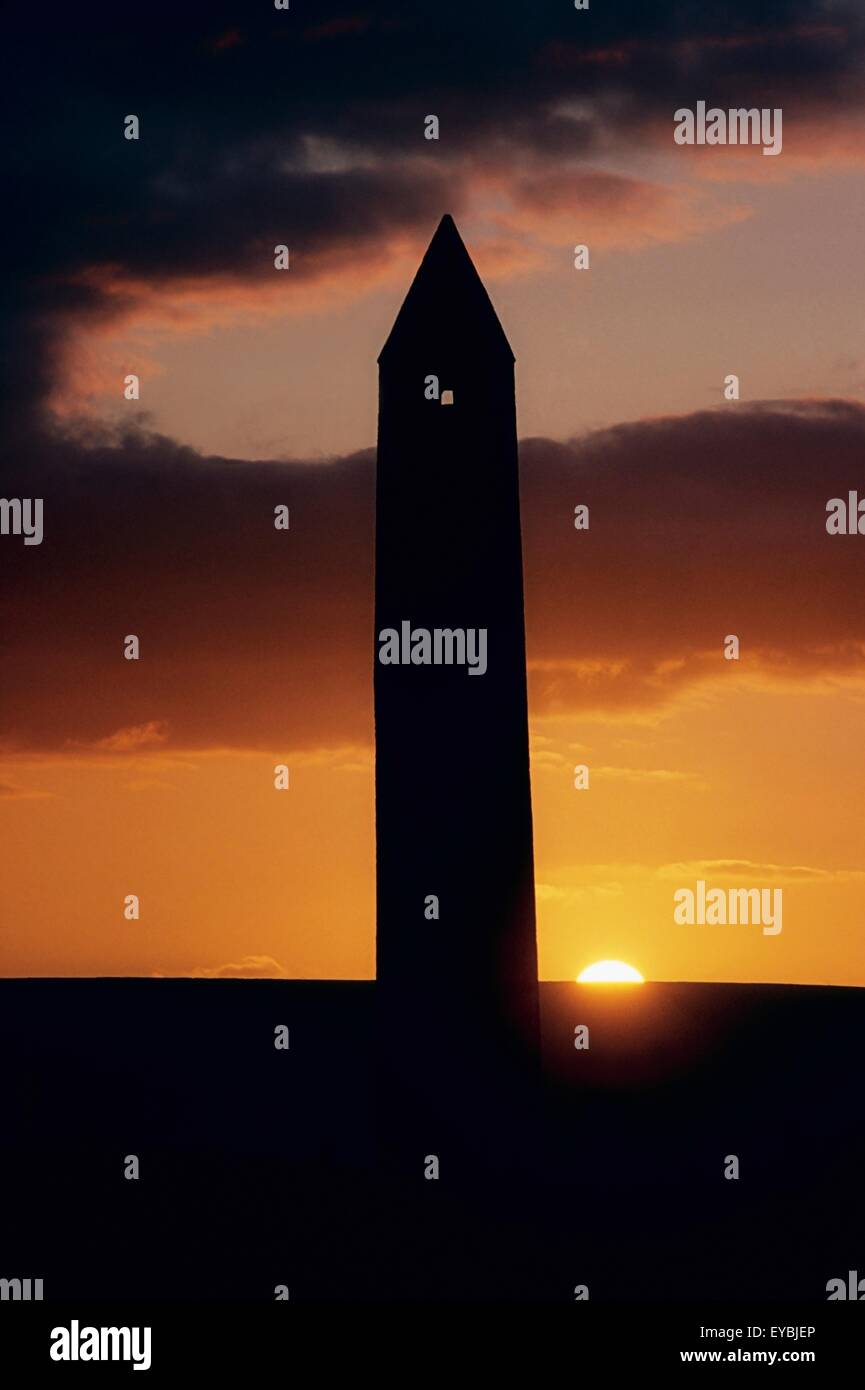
[378, 214, 514, 364]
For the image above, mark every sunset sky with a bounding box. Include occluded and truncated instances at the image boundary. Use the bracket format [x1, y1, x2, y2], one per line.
[3, 1, 865, 983]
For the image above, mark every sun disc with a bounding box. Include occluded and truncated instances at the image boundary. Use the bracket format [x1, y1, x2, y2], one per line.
[577, 959, 644, 984]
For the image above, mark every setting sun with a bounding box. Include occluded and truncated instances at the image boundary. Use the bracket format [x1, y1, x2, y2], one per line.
[577, 960, 645, 984]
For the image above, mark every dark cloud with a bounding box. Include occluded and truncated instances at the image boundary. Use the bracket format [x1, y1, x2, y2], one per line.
[0, 423, 375, 751]
[3, 1, 863, 428]
[3, 400, 865, 752]
[2, 4, 863, 705]
[521, 399, 865, 713]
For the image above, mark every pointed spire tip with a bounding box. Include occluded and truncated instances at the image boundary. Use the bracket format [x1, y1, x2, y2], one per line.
[378, 213, 514, 363]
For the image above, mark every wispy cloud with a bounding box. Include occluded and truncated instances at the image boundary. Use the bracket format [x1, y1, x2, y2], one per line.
[656, 859, 865, 884]
[181, 955, 290, 979]
[0, 781, 54, 801]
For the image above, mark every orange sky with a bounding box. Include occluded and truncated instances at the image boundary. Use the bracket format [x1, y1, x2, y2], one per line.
[4, 6, 865, 984]
[4, 671, 865, 983]
[53, 151, 865, 460]
[5, 398, 865, 985]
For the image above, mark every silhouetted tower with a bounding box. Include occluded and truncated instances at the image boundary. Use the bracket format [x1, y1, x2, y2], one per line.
[375, 216, 539, 1145]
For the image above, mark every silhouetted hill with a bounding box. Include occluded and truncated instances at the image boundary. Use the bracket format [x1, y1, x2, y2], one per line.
[1, 980, 862, 1301]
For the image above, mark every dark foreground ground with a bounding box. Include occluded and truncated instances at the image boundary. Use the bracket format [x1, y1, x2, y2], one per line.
[0, 981, 862, 1302]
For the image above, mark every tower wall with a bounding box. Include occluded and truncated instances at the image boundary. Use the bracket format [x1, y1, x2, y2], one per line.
[374, 219, 540, 1163]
